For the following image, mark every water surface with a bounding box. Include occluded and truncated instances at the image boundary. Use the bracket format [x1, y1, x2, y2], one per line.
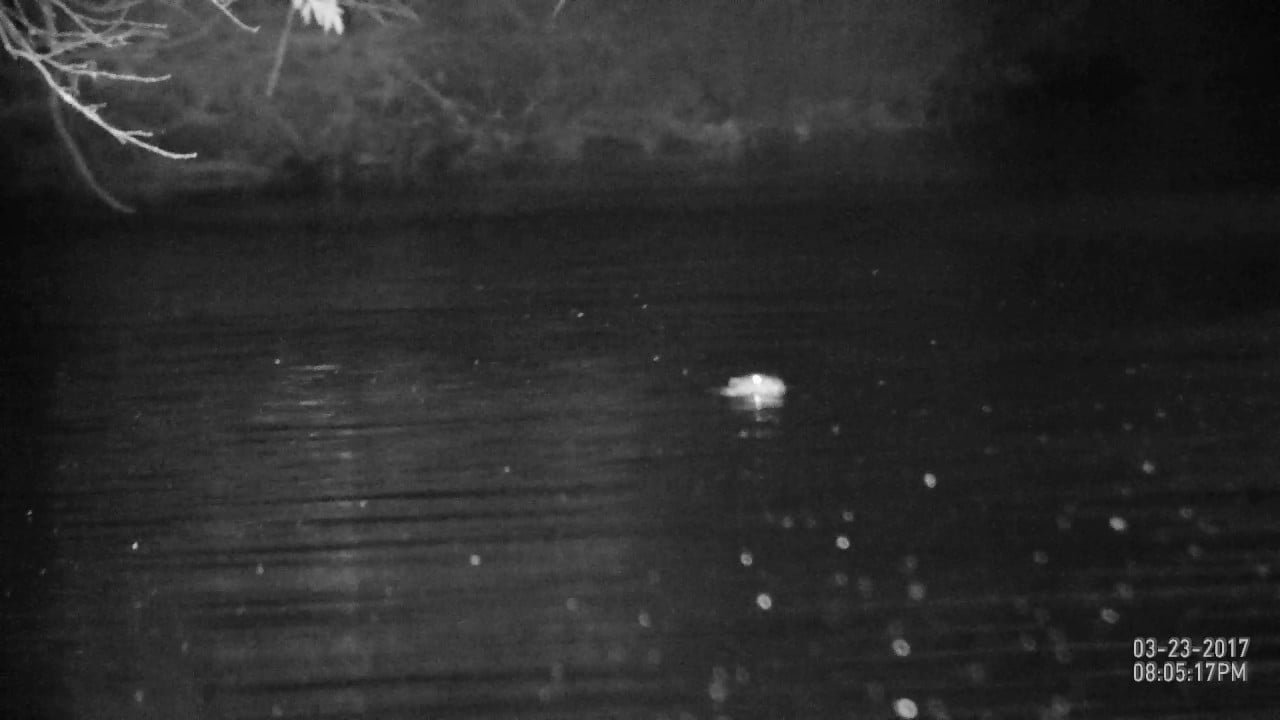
[6, 193, 1279, 719]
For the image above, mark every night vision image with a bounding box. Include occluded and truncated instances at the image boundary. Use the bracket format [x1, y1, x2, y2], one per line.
[2, 1, 1278, 718]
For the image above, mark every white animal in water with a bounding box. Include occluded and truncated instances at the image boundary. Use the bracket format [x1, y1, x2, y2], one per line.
[719, 373, 787, 408]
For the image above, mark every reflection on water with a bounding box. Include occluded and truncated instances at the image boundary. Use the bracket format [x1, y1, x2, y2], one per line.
[12, 196, 1280, 719]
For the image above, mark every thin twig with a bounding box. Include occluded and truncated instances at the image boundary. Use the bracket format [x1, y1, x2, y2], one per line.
[265, 4, 294, 98]
[48, 86, 136, 212]
[397, 59, 473, 130]
[42, 2, 135, 212]
[15, 43, 195, 157]
[47, 59, 171, 83]
[207, 0, 258, 33]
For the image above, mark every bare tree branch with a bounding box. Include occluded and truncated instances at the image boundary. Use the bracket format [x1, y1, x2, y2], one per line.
[48, 81, 137, 212]
[2, 0, 417, 210]
[39, 1, 136, 212]
[342, 0, 417, 26]
[2, 30, 195, 157]
[265, 4, 295, 98]
[396, 59, 476, 132]
[205, 0, 257, 33]
[0, 0, 198, 157]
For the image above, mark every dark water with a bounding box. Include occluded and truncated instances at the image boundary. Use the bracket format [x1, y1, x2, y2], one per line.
[5, 193, 1280, 719]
